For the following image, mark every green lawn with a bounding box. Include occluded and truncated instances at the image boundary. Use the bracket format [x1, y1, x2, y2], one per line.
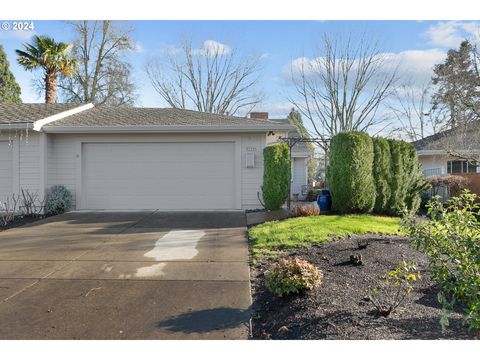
[248, 214, 402, 259]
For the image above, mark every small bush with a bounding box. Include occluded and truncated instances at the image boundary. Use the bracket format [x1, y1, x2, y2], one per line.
[426, 175, 469, 198]
[369, 260, 421, 317]
[292, 204, 320, 217]
[46, 185, 72, 215]
[265, 257, 323, 297]
[262, 144, 291, 211]
[402, 190, 480, 333]
[306, 189, 322, 202]
[327, 132, 375, 213]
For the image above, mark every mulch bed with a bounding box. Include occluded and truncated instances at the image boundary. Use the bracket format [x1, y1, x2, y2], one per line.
[250, 234, 476, 340]
[0, 215, 48, 232]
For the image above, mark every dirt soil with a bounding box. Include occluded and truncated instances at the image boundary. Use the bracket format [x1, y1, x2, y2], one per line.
[0, 215, 48, 232]
[250, 234, 476, 340]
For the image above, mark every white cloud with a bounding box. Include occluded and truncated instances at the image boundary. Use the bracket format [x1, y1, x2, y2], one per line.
[131, 41, 144, 53]
[0, 30, 36, 41]
[192, 40, 231, 57]
[285, 48, 446, 86]
[425, 21, 480, 47]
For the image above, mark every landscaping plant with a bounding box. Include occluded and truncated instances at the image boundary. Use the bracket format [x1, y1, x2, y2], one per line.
[292, 204, 320, 217]
[46, 185, 72, 215]
[327, 132, 375, 213]
[265, 257, 323, 297]
[372, 137, 392, 214]
[262, 143, 291, 211]
[402, 190, 480, 334]
[369, 260, 421, 317]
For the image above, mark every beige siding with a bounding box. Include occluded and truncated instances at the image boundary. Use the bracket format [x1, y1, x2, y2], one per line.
[291, 157, 308, 200]
[18, 132, 40, 193]
[241, 134, 265, 209]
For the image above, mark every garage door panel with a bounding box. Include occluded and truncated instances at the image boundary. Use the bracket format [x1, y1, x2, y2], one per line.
[82, 142, 236, 210]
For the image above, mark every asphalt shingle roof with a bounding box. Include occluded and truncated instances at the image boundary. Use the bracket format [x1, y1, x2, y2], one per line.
[46, 106, 289, 127]
[412, 121, 480, 151]
[0, 103, 81, 124]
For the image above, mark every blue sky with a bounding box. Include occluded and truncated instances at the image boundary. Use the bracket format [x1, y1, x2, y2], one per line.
[0, 20, 479, 120]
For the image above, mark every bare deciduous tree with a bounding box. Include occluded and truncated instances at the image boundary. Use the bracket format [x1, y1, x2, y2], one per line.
[289, 33, 398, 145]
[146, 42, 263, 115]
[58, 20, 137, 106]
[388, 82, 446, 141]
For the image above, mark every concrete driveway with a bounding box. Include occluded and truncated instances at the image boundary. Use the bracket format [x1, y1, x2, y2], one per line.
[0, 211, 251, 339]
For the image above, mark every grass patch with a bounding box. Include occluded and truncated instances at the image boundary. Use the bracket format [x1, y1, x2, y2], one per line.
[248, 214, 402, 259]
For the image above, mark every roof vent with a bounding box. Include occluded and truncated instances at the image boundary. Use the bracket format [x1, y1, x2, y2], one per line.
[249, 112, 268, 120]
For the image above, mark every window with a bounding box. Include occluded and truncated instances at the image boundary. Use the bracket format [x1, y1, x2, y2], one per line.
[447, 160, 478, 174]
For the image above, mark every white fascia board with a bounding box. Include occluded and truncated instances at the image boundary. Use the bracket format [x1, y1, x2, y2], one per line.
[32, 103, 94, 132]
[42, 124, 293, 134]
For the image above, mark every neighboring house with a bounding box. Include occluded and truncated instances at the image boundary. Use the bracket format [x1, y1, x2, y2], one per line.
[412, 122, 480, 196]
[248, 112, 312, 201]
[288, 129, 312, 200]
[0, 104, 292, 211]
[412, 123, 480, 177]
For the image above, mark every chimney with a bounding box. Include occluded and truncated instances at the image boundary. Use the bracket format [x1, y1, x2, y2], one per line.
[249, 112, 269, 120]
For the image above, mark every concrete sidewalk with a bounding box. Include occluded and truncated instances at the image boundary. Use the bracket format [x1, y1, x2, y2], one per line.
[0, 211, 251, 339]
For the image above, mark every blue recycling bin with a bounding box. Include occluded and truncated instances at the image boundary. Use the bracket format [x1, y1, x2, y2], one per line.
[317, 189, 332, 211]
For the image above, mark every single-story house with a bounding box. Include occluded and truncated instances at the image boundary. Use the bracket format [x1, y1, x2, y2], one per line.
[412, 122, 480, 177]
[0, 104, 295, 211]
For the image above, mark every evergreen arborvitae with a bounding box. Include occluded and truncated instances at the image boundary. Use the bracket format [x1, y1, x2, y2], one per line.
[372, 137, 392, 214]
[0, 45, 21, 104]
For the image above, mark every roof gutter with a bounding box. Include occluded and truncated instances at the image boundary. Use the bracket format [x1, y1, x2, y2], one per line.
[0, 123, 34, 131]
[33, 103, 94, 131]
[42, 124, 294, 134]
[417, 149, 480, 156]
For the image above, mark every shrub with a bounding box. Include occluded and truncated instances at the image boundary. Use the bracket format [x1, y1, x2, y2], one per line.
[369, 260, 421, 317]
[327, 132, 375, 213]
[306, 189, 322, 202]
[265, 257, 323, 297]
[402, 190, 480, 333]
[403, 143, 428, 213]
[292, 204, 320, 217]
[372, 137, 392, 214]
[262, 143, 291, 211]
[386, 140, 427, 215]
[46, 185, 72, 215]
[426, 175, 470, 198]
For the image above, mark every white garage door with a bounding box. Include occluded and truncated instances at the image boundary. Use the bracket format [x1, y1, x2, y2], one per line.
[81, 142, 237, 210]
[0, 141, 13, 203]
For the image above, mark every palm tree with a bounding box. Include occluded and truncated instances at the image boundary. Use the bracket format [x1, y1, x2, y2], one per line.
[16, 35, 76, 103]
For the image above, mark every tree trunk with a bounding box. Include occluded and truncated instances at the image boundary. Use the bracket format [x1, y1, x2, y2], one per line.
[45, 71, 57, 103]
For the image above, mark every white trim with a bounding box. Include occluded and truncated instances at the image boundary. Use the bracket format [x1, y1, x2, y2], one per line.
[32, 103, 94, 132]
[42, 124, 293, 133]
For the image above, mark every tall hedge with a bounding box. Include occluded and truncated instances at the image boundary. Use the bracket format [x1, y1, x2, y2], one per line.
[404, 142, 427, 213]
[372, 137, 392, 214]
[386, 139, 426, 215]
[327, 132, 375, 213]
[262, 143, 291, 210]
[387, 139, 407, 215]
